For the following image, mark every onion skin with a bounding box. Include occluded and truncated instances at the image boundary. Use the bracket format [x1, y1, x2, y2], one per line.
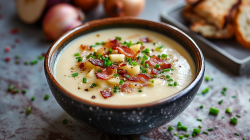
[45, 0, 71, 11]
[104, 0, 145, 17]
[42, 4, 84, 41]
[72, 0, 103, 12]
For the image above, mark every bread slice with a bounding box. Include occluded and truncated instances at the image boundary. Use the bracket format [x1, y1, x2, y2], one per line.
[190, 22, 235, 39]
[235, 4, 250, 48]
[192, 0, 241, 29]
[182, 5, 206, 23]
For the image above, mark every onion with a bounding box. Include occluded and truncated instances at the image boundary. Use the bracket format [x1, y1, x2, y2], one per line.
[16, 0, 71, 24]
[104, 0, 145, 17]
[42, 4, 85, 41]
[72, 0, 103, 12]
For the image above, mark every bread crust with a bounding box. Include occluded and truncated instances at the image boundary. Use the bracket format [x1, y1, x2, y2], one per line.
[235, 4, 250, 48]
[182, 5, 205, 23]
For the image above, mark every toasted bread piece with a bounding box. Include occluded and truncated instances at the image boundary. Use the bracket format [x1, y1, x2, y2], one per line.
[182, 5, 206, 23]
[190, 22, 235, 39]
[185, 0, 202, 5]
[235, 4, 250, 48]
[192, 0, 241, 29]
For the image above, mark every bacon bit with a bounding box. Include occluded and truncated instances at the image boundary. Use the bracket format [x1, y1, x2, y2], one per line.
[146, 55, 171, 69]
[100, 90, 112, 99]
[118, 70, 127, 74]
[79, 62, 84, 69]
[119, 63, 127, 67]
[4, 46, 10, 52]
[140, 46, 146, 50]
[120, 83, 136, 93]
[5, 57, 10, 62]
[116, 46, 140, 58]
[151, 69, 160, 75]
[104, 39, 119, 49]
[10, 28, 19, 34]
[96, 68, 115, 80]
[88, 59, 104, 67]
[140, 37, 153, 43]
[127, 74, 150, 83]
[108, 65, 123, 70]
[15, 39, 20, 43]
[80, 44, 95, 51]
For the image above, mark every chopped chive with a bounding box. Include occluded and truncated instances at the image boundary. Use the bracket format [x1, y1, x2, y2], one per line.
[167, 78, 173, 82]
[119, 80, 124, 85]
[83, 78, 87, 83]
[116, 36, 121, 41]
[199, 125, 202, 128]
[230, 117, 237, 124]
[142, 68, 146, 73]
[90, 83, 97, 88]
[155, 45, 163, 51]
[24, 62, 29, 65]
[164, 69, 170, 72]
[174, 82, 177, 86]
[97, 70, 101, 73]
[223, 87, 227, 91]
[205, 75, 210, 81]
[149, 79, 154, 83]
[179, 135, 184, 139]
[22, 89, 26, 94]
[132, 61, 137, 66]
[168, 126, 174, 131]
[193, 129, 200, 134]
[145, 63, 149, 68]
[137, 56, 141, 60]
[232, 96, 236, 98]
[31, 96, 35, 101]
[114, 74, 119, 77]
[168, 83, 173, 86]
[174, 132, 178, 136]
[166, 75, 170, 78]
[153, 42, 156, 45]
[203, 131, 208, 135]
[218, 100, 223, 104]
[74, 53, 80, 56]
[62, 119, 68, 124]
[71, 73, 78, 77]
[95, 42, 100, 45]
[200, 105, 203, 109]
[38, 56, 44, 60]
[162, 54, 167, 58]
[138, 90, 142, 92]
[235, 133, 239, 136]
[178, 122, 182, 126]
[184, 134, 189, 137]
[142, 55, 148, 60]
[221, 90, 226, 96]
[181, 126, 188, 131]
[126, 75, 129, 79]
[202, 87, 210, 94]
[15, 55, 21, 59]
[154, 64, 159, 68]
[171, 68, 174, 71]
[142, 48, 150, 54]
[101, 42, 105, 45]
[192, 132, 196, 137]
[222, 117, 225, 119]
[30, 60, 38, 65]
[137, 41, 143, 45]
[209, 107, 219, 115]
[113, 86, 119, 93]
[44, 94, 49, 100]
[8, 85, 14, 91]
[108, 49, 113, 54]
[90, 45, 96, 48]
[226, 107, 233, 113]
[157, 55, 161, 58]
[178, 125, 182, 130]
[208, 128, 213, 131]
[26, 107, 31, 115]
[13, 89, 19, 93]
[236, 115, 241, 118]
[153, 75, 157, 78]
[197, 119, 202, 122]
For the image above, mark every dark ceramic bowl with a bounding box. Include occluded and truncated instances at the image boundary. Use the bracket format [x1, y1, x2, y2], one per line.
[44, 17, 204, 135]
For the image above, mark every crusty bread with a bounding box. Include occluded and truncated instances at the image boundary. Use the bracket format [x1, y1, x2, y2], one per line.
[192, 0, 241, 29]
[185, 0, 202, 5]
[190, 22, 235, 39]
[235, 4, 250, 48]
[182, 5, 206, 23]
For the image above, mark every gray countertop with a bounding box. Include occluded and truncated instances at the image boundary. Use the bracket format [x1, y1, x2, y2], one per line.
[0, 0, 250, 140]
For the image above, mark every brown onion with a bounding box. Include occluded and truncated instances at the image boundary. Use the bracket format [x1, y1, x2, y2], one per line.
[72, 0, 103, 13]
[104, 0, 145, 17]
[42, 4, 85, 41]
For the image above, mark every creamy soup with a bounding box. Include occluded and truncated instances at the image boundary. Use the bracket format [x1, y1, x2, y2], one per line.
[54, 28, 195, 105]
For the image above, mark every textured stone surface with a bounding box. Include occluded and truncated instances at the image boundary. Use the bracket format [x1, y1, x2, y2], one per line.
[0, 0, 250, 140]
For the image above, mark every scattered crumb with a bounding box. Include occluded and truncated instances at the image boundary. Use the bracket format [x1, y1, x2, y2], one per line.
[96, 34, 100, 37]
[84, 89, 89, 91]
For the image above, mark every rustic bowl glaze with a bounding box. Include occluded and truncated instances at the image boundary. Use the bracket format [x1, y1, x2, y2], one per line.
[44, 17, 204, 134]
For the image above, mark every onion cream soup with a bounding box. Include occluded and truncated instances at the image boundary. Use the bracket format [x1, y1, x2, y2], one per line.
[54, 28, 195, 105]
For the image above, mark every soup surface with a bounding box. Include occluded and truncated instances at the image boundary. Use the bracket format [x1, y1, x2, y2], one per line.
[55, 28, 195, 105]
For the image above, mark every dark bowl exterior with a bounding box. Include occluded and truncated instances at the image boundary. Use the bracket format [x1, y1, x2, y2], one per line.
[44, 17, 205, 134]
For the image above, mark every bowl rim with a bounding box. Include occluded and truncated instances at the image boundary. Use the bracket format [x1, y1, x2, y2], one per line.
[45, 17, 204, 109]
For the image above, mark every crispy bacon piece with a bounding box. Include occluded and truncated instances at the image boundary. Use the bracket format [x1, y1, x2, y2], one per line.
[140, 46, 146, 50]
[100, 90, 112, 99]
[146, 55, 171, 69]
[96, 68, 115, 80]
[80, 44, 95, 51]
[119, 63, 127, 67]
[108, 65, 123, 70]
[79, 62, 84, 69]
[140, 37, 153, 43]
[118, 70, 127, 74]
[151, 69, 160, 75]
[88, 59, 104, 67]
[120, 83, 136, 93]
[127, 74, 150, 83]
[104, 39, 119, 49]
[116, 46, 140, 58]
